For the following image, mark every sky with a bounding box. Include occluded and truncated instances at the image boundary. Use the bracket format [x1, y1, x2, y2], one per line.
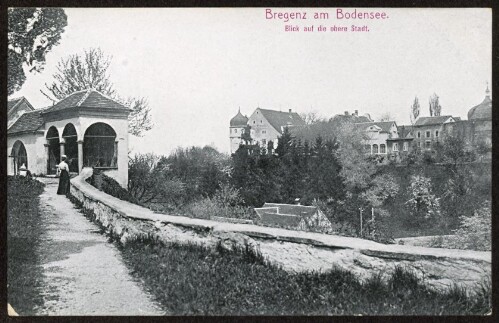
[10, 8, 492, 155]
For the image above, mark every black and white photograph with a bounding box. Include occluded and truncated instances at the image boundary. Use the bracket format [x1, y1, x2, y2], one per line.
[5, 6, 493, 316]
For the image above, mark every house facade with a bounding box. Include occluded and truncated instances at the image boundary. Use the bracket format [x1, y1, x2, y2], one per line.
[7, 89, 131, 187]
[411, 115, 456, 151]
[229, 107, 305, 154]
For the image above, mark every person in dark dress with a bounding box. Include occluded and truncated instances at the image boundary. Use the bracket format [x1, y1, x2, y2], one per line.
[57, 155, 71, 195]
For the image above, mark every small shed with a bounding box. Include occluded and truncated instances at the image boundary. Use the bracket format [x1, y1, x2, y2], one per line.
[254, 203, 332, 233]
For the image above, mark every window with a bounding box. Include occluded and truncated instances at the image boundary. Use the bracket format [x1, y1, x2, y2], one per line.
[393, 143, 399, 151]
[253, 121, 255, 124]
[426, 131, 431, 138]
[403, 142, 409, 151]
[435, 130, 439, 137]
[262, 130, 266, 134]
[380, 144, 386, 154]
[83, 123, 117, 168]
[262, 139, 267, 146]
[417, 132, 421, 138]
[234, 129, 238, 133]
[417, 142, 421, 148]
[372, 144, 379, 154]
[260, 120, 263, 123]
[425, 141, 431, 149]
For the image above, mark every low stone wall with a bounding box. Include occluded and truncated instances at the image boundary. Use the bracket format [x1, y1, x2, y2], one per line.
[70, 168, 491, 292]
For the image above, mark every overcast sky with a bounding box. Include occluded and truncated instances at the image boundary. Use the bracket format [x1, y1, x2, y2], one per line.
[10, 8, 492, 155]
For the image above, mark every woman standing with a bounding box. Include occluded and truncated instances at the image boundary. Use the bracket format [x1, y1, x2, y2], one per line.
[57, 155, 71, 195]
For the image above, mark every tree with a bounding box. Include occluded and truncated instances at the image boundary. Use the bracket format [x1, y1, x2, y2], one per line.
[429, 93, 442, 116]
[406, 175, 441, 225]
[42, 48, 153, 137]
[8, 8, 67, 95]
[410, 96, 420, 124]
[379, 112, 394, 122]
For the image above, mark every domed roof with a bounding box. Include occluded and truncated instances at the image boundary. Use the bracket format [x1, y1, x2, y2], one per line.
[468, 86, 492, 120]
[230, 109, 248, 126]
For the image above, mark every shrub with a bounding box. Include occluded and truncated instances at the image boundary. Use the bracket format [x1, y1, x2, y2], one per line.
[87, 170, 139, 204]
[7, 176, 46, 314]
[451, 203, 491, 251]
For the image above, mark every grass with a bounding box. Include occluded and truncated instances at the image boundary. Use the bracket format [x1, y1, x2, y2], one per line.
[7, 176, 46, 315]
[119, 239, 491, 315]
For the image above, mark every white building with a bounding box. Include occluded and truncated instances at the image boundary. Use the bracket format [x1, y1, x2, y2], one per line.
[7, 89, 131, 187]
[229, 107, 306, 154]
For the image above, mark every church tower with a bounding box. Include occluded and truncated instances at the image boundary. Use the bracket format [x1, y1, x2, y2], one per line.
[229, 108, 249, 154]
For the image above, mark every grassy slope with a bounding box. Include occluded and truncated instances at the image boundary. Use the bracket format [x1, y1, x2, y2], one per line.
[7, 177, 46, 314]
[120, 240, 491, 315]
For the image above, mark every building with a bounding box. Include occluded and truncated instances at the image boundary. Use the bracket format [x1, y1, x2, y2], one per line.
[443, 86, 492, 147]
[330, 110, 373, 126]
[411, 115, 457, 151]
[353, 121, 399, 157]
[229, 107, 305, 154]
[254, 203, 332, 233]
[8, 97, 36, 129]
[229, 108, 249, 154]
[7, 89, 131, 187]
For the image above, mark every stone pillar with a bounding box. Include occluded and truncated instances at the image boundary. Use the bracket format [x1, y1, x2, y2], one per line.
[78, 140, 84, 173]
[60, 138, 65, 160]
[114, 141, 119, 167]
[44, 143, 50, 174]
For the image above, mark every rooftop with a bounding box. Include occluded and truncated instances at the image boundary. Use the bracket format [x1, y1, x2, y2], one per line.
[414, 116, 454, 126]
[258, 108, 306, 134]
[42, 89, 129, 114]
[8, 110, 44, 134]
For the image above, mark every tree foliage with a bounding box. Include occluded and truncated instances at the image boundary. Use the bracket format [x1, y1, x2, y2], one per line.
[8, 8, 67, 95]
[42, 48, 153, 136]
[406, 175, 441, 222]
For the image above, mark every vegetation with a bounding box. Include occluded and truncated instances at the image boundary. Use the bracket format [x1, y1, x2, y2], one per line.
[42, 48, 152, 136]
[7, 176, 46, 314]
[120, 239, 491, 315]
[8, 8, 67, 95]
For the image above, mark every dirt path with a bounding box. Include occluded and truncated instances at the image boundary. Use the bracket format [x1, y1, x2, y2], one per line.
[33, 178, 165, 315]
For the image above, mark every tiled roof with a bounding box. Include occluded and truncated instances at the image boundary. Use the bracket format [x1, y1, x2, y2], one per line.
[467, 96, 492, 120]
[8, 110, 44, 134]
[8, 97, 23, 113]
[42, 89, 129, 114]
[397, 125, 414, 139]
[414, 116, 454, 126]
[259, 109, 306, 134]
[261, 203, 317, 218]
[353, 121, 395, 133]
[330, 114, 372, 125]
[259, 212, 303, 228]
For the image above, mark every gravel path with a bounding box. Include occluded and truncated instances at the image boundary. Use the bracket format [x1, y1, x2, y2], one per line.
[33, 178, 165, 315]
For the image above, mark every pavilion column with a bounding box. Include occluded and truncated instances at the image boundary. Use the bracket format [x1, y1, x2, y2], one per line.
[114, 140, 119, 167]
[78, 140, 84, 173]
[60, 138, 65, 160]
[44, 143, 50, 174]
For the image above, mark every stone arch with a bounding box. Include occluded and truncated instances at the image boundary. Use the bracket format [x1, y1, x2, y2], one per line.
[83, 122, 117, 168]
[11, 140, 28, 175]
[46, 126, 60, 174]
[62, 123, 79, 173]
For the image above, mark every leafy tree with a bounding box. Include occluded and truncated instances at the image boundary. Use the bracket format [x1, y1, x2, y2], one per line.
[8, 8, 67, 95]
[406, 175, 441, 225]
[452, 202, 491, 251]
[42, 48, 153, 136]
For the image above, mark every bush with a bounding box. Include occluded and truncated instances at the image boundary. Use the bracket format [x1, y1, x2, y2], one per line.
[7, 176, 46, 314]
[451, 203, 491, 251]
[87, 170, 139, 204]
